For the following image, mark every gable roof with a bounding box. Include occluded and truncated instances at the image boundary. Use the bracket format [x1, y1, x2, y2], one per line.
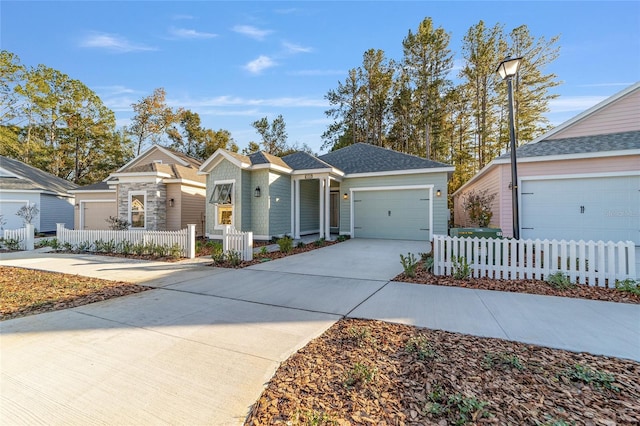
[70, 181, 114, 193]
[248, 151, 290, 169]
[115, 144, 201, 173]
[319, 143, 452, 175]
[282, 151, 333, 171]
[0, 155, 78, 196]
[497, 130, 640, 160]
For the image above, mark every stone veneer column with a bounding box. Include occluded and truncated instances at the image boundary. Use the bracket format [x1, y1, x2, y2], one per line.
[117, 182, 167, 230]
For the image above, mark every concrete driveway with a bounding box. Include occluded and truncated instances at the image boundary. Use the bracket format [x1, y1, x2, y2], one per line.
[0, 239, 427, 425]
[1, 238, 638, 425]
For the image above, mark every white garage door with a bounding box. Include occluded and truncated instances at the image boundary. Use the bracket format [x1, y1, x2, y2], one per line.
[0, 200, 28, 230]
[521, 175, 640, 244]
[353, 189, 430, 241]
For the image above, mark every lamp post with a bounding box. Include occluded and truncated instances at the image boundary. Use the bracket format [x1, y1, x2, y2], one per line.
[496, 56, 522, 240]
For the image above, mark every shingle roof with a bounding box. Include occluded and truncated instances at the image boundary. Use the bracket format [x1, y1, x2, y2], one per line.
[247, 151, 291, 169]
[72, 181, 114, 192]
[498, 130, 640, 160]
[114, 162, 205, 183]
[282, 152, 333, 170]
[0, 156, 78, 194]
[319, 143, 451, 174]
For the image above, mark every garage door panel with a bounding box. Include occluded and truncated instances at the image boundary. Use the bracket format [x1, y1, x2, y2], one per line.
[521, 176, 639, 244]
[82, 201, 117, 230]
[354, 189, 430, 241]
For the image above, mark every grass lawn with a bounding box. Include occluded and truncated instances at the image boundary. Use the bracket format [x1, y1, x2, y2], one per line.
[0, 266, 151, 320]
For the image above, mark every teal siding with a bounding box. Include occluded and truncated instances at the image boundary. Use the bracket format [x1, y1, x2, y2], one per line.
[205, 159, 242, 237]
[340, 172, 449, 238]
[250, 170, 270, 237]
[299, 179, 319, 233]
[268, 172, 291, 236]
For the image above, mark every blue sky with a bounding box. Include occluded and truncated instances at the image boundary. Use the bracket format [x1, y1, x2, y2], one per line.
[2, 1, 639, 154]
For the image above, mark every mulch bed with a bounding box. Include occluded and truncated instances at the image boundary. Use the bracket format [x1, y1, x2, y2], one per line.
[246, 318, 640, 425]
[394, 263, 640, 305]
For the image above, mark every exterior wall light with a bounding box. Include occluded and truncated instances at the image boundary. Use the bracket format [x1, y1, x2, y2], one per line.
[343, 193, 348, 200]
[436, 189, 442, 197]
[254, 187, 261, 197]
[169, 198, 175, 207]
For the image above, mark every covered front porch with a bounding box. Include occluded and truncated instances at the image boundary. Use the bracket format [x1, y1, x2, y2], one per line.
[290, 173, 342, 241]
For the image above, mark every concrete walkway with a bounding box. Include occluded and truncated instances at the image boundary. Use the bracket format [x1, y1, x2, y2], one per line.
[1, 240, 639, 425]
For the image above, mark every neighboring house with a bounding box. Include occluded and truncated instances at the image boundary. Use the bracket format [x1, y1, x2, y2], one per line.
[0, 155, 77, 232]
[453, 81, 640, 246]
[199, 143, 454, 241]
[71, 145, 206, 235]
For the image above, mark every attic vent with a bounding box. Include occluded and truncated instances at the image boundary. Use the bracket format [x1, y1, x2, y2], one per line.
[153, 160, 163, 164]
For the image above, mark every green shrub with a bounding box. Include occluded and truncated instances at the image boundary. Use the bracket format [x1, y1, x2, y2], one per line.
[210, 242, 225, 264]
[296, 241, 305, 248]
[405, 335, 436, 360]
[117, 240, 134, 255]
[400, 252, 419, 277]
[3, 237, 22, 251]
[336, 235, 349, 242]
[547, 271, 574, 290]
[62, 242, 74, 252]
[132, 243, 146, 256]
[346, 326, 375, 348]
[452, 256, 471, 279]
[47, 238, 61, 251]
[424, 256, 434, 273]
[481, 352, 524, 371]
[277, 236, 293, 253]
[94, 239, 116, 253]
[314, 237, 326, 247]
[343, 362, 376, 388]
[614, 278, 640, 295]
[168, 243, 183, 260]
[76, 241, 93, 252]
[259, 246, 268, 256]
[226, 250, 241, 266]
[561, 364, 618, 391]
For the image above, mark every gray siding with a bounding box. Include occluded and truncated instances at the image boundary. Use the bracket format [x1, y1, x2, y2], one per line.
[40, 194, 74, 233]
[300, 179, 320, 233]
[340, 172, 449, 237]
[241, 170, 253, 233]
[268, 172, 291, 237]
[205, 159, 242, 236]
[250, 170, 270, 238]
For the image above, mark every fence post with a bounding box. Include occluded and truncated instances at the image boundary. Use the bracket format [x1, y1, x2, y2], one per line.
[187, 224, 196, 259]
[56, 223, 65, 244]
[24, 224, 35, 251]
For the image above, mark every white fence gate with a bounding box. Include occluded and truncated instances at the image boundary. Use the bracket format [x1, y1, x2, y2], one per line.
[2, 224, 35, 251]
[222, 225, 253, 261]
[56, 223, 196, 259]
[433, 235, 636, 286]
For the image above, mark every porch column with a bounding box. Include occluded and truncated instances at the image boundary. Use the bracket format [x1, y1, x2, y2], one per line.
[319, 178, 324, 238]
[294, 179, 301, 239]
[290, 179, 295, 237]
[324, 177, 331, 240]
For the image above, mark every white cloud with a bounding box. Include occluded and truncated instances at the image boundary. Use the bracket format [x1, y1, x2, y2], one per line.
[548, 96, 608, 113]
[244, 55, 277, 74]
[282, 41, 312, 54]
[169, 27, 218, 39]
[233, 25, 273, 41]
[79, 32, 156, 53]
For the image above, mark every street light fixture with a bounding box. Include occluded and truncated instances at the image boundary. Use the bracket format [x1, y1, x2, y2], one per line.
[496, 56, 522, 240]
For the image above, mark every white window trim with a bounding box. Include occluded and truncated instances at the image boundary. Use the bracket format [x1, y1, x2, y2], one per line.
[212, 179, 235, 230]
[128, 191, 147, 229]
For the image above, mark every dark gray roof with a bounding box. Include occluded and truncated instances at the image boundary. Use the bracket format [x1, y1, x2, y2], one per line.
[72, 181, 114, 192]
[498, 130, 640, 159]
[319, 143, 451, 174]
[0, 156, 78, 194]
[282, 152, 332, 170]
[247, 151, 290, 169]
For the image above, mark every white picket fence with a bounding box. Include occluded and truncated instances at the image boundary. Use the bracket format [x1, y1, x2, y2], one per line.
[222, 225, 253, 261]
[433, 235, 636, 286]
[56, 223, 196, 259]
[3, 224, 35, 251]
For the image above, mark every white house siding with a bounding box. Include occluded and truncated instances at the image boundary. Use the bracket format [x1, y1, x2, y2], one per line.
[340, 172, 449, 237]
[550, 89, 640, 140]
[268, 172, 291, 237]
[0, 192, 39, 230]
[40, 194, 74, 233]
[299, 179, 320, 233]
[205, 158, 242, 237]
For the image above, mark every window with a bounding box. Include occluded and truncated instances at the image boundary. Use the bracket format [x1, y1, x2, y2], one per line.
[210, 182, 234, 227]
[129, 192, 146, 229]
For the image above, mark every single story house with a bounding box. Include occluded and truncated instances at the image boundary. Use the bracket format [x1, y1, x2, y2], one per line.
[199, 143, 454, 241]
[0, 155, 77, 232]
[453, 81, 640, 245]
[71, 145, 206, 235]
